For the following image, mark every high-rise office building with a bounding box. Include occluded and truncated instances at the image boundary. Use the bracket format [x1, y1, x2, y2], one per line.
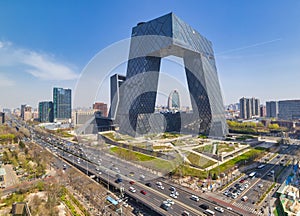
[260, 105, 266, 117]
[115, 13, 227, 137]
[0, 112, 4, 124]
[20, 105, 32, 121]
[278, 100, 300, 120]
[38, 101, 54, 123]
[20, 104, 26, 120]
[53, 87, 72, 121]
[239, 97, 260, 119]
[266, 101, 278, 118]
[93, 102, 108, 117]
[254, 98, 260, 116]
[167, 90, 180, 110]
[109, 74, 126, 119]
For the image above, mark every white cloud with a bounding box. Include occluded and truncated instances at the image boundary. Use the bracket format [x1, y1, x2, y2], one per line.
[22, 51, 78, 80]
[0, 40, 78, 81]
[0, 73, 15, 87]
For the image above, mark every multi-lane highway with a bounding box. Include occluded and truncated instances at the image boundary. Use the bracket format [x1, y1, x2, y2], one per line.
[12, 116, 295, 216]
[30, 128, 244, 216]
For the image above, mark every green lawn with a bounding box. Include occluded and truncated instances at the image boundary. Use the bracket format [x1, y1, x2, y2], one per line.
[187, 152, 216, 169]
[153, 145, 173, 150]
[161, 132, 181, 139]
[172, 164, 208, 179]
[210, 148, 264, 175]
[194, 144, 213, 154]
[110, 146, 155, 161]
[217, 143, 236, 153]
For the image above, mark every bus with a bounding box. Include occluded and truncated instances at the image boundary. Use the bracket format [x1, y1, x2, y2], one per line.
[249, 172, 256, 178]
[204, 209, 215, 215]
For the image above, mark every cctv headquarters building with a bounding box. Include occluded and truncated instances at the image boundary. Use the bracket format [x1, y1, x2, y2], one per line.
[109, 13, 228, 138]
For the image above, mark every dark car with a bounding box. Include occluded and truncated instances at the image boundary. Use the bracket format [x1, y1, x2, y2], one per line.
[129, 181, 135, 185]
[199, 204, 209, 210]
[160, 203, 170, 211]
[145, 182, 152, 187]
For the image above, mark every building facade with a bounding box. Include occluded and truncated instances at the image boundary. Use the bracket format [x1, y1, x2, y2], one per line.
[115, 13, 228, 137]
[260, 105, 266, 117]
[0, 112, 4, 124]
[93, 102, 108, 117]
[239, 97, 260, 119]
[53, 87, 72, 121]
[278, 100, 300, 120]
[109, 74, 126, 119]
[167, 90, 180, 110]
[38, 101, 54, 123]
[266, 101, 278, 118]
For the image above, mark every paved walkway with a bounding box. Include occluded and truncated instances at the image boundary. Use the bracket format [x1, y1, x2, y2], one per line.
[3, 164, 19, 187]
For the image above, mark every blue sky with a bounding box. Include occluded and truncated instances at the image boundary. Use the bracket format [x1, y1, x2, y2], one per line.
[0, 1, 300, 109]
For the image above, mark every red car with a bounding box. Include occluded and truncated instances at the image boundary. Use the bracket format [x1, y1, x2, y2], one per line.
[140, 190, 147, 195]
[239, 179, 245, 183]
[129, 181, 135, 185]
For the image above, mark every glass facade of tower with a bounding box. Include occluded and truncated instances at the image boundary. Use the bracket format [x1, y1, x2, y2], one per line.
[168, 90, 180, 110]
[38, 101, 54, 122]
[115, 13, 228, 137]
[53, 87, 71, 120]
[278, 100, 300, 120]
[109, 74, 126, 119]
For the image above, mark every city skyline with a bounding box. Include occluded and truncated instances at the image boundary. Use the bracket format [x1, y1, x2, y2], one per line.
[0, 1, 300, 109]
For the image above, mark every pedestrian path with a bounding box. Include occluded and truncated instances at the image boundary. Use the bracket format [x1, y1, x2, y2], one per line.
[233, 201, 264, 215]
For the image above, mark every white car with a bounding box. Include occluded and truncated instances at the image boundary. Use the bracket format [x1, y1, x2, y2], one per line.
[158, 185, 165, 190]
[226, 207, 233, 211]
[163, 201, 171, 207]
[170, 193, 178, 199]
[190, 195, 200, 202]
[167, 199, 175, 205]
[156, 181, 162, 186]
[172, 191, 179, 196]
[231, 193, 238, 199]
[129, 187, 136, 193]
[214, 206, 224, 213]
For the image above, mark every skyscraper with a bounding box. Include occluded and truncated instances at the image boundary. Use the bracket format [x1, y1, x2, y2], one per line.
[239, 97, 260, 119]
[260, 105, 266, 117]
[53, 87, 72, 121]
[115, 13, 228, 137]
[167, 90, 180, 110]
[20, 104, 26, 120]
[0, 112, 4, 124]
[278, 100, 300, 120]
[109, 74, 126, 119]
[266, 101, 278, 118]
[38, 101, 54, 122]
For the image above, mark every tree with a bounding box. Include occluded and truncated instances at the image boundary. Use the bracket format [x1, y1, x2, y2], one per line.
[268, 123, 280, 130]
[212, 173, 218, 180]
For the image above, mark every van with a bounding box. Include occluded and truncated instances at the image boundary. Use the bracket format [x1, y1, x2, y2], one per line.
[204, 209, 215, 215]
[190, 195, 200, 202]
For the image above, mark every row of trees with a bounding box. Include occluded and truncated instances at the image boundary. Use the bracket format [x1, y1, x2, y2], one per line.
[227, 120, 286, 134]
